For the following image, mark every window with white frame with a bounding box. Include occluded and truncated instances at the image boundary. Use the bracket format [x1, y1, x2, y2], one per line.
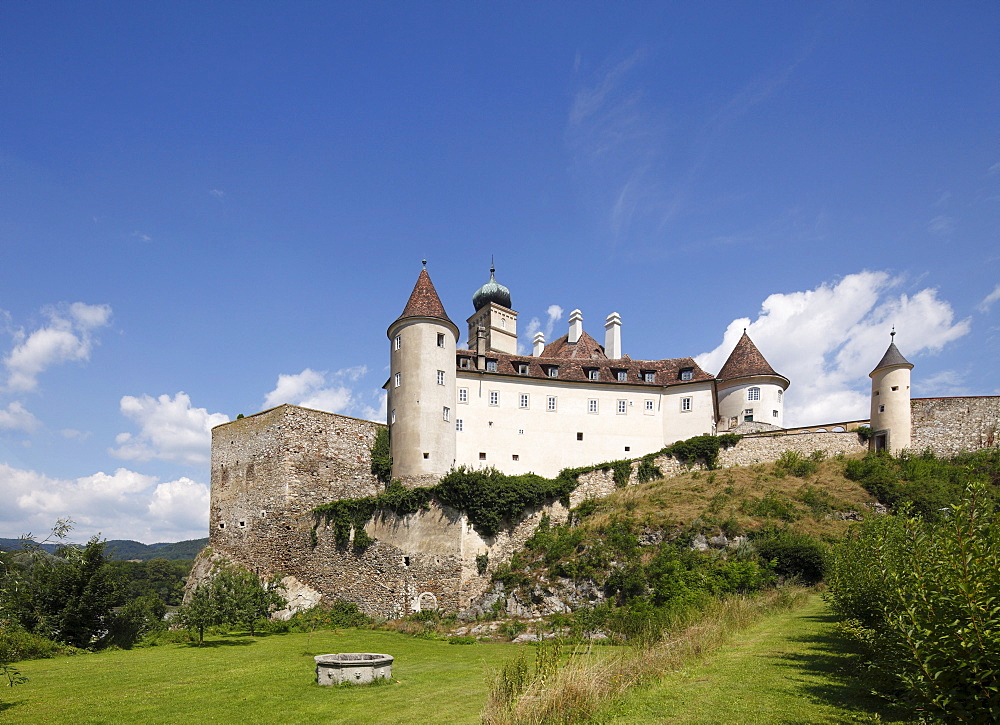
[748, 387, 761, 401]
[587, 369, 599, 381]
[547, 366, 559, 378]
[456, 419, 463, 431]
[437, 333, 445, 347]
[442, 407, 450, 422]
[519, 393, 529, 409]
[458, 387, 468, 403]
[681, 397, 692, 412]
[436, 370, 445, 385]
[773, 410, 779, 418]
[588, 399, 598, 413]
[616, 370, 627, 382]
[393, 335, 401, 350]
[518, 363, 529, 375]
[390, 409, 396, 424]
[489, 391, 499, 406]
[459, 357, 470, 369]
[777, 390, 783, 403]
[547, 396, 557, 411]
[645, 399, 654, 412]
[617, 399, 627, 414]
[680, 368, 693, 381]
[486, 360, 497, 372]
[394, 372, 401, 387]
[643, 371, 655, 383]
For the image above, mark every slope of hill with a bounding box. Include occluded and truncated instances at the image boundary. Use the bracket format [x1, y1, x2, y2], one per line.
[0, 537, 208, 561]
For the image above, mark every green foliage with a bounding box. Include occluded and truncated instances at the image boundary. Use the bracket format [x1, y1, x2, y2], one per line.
[826, 481, 1000, 721]
[856, 424, 874, 442]
[610, 460, 632, 488]
[0, 626, 79, 662]
[773, 450, 818, 478]
[109, 558, 191, 605]
[752, 528, 826, 584]
[285, 600, 372, 631]
[448, 635, 477, 644]
[369, 426, 392, 484]
[658, 434, 742, 470]
[476, 553, 489, 576]
[176, 563, 287, 642]
[107, 594, 167, 649]
[636, 456, 662, 484]
[845, 448, 1000, 520]
[740, 490, 800, 521]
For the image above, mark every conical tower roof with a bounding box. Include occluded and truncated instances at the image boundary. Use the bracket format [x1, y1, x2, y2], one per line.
[393, 267, 455, 328]
[716, 331, 786, 383]
[870, 336, 913, 376]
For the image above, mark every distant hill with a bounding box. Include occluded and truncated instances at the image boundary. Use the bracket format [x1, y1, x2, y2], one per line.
[0, 537, 208, 561]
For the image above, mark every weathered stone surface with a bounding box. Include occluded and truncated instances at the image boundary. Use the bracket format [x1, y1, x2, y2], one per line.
[911, 397, 1000, 456]
[315, 653, 393, 685]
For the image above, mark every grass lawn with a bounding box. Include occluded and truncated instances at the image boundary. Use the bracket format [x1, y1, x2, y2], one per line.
[597, 595, 915, 724]
[1, 629, 526, 724]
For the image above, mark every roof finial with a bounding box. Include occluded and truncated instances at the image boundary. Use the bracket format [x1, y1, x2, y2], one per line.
[890, 326, 896, 341]
[743, 327, 747, 334]
[490, 255, 495, 277]
[422, 258, 427, 268]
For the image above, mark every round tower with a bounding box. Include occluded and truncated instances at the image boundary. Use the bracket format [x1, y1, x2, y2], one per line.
[715, 330, 790, 432]
[869, 330, 913, 455]
[387, 264, 459, 487]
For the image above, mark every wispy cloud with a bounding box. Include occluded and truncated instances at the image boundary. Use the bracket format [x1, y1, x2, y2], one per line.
[927, 215, 954, 235]
[262, 366, 383, 421]
[0, 401, 40, 432]
[132, 230, 152, 242]
[520, 305, 564, 353]
[978, 284, 1000, 313]
[209, 189, 226, 198]
[695, 270, 970, 426]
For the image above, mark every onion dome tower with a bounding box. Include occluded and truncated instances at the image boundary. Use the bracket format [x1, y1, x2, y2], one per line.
[869, 330, 913, 455]
[466, 262, 517, 355]
[715, 330, 790, 431]
[386, 263, 459, 486]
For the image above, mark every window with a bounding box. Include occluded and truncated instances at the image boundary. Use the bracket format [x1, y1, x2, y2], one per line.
[617, 400, 627, 414]
[479, 452, 487, 460]
[681, 397, 692, 412]
[577, 432, 583, 441]
[518, 363, 529, 375]
[519, 393, 529, 409]
[643, 371, 655, 383]
[891, 386, 899, 391]
[680, 368, 693, 381]
[394, 335, 401, 350]
[456, 419, 463, 431]
[547, 366, 559, 378]
[458, 387, 468, 403]
[511, 454, 519, 461]
[500, 318, 506, 329]
[645, 399, 654, 412]
[219, 522, 225, 529]
[616, 370, 627, 382]
[547, 396, 557, 411]
[587, 368, 599, 381]
[489, 391, 499, 406]
[747, 387, 760, 401]
[436, 370, 445, 385]
[878, 405, 885, 413]
[437, 333, 445, 347]
[772, 410, 779, 418]
[777, 390, 782, 403]
[423, 452, 429, 459]
[459, 357, 470, 369]
[394, 372, 401, 387]
[442, 407, 450, 422]
[743, 408, 754, 422]
[486, 360, 498, 372]
[518, 429, 524, 435]
[390, 409, 396, 424]
[588, 399, 599, 414]
[624, 446, 630, 452]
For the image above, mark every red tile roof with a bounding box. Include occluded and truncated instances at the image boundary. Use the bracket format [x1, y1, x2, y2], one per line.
[541, 331, 607, 359]
[716, 332, 786, 383]
[396, 269, 454, 325]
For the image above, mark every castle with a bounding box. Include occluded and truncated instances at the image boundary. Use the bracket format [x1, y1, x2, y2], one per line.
[206, 265, 999, 618]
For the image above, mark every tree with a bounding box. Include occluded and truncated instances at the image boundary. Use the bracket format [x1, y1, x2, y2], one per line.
[212, 564, 286, 636]
[176, 582, 219, 644]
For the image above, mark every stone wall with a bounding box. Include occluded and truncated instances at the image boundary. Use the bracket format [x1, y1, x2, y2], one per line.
[911, 396, 1000, 456]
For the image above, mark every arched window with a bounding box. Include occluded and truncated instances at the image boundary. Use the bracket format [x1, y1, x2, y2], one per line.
[777, 390, 782, 404]
[747, 387, 760, 401]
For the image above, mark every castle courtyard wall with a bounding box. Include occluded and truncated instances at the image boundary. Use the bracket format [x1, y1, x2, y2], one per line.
[911, 396, 1000, 456]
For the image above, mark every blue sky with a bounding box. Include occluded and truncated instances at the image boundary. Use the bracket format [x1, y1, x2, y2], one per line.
[2, 2, 997, 543]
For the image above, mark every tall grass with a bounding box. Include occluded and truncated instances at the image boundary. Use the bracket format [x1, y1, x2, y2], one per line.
[481, 587, 807, 724]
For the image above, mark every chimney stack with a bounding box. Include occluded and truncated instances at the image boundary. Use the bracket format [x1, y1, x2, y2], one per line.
[532, 332, 546, 356]
[604, 312, 622, 359]
[568, 309, 583, 344]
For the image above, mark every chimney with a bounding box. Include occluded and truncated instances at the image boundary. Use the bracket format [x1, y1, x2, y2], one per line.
[476, 325, 487, 369]
[604, 312, 622, 359]
[532, 332, 546, 357]
[568, 309, 583, 344]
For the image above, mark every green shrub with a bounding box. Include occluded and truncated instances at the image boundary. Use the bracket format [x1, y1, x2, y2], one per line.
[636, 456, 662, 483]
[774, 450, 818, 478]
[752, 528, 826, 583]
[369, 427, 392, 484]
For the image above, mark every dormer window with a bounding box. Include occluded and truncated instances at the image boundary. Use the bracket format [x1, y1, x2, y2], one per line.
[643, 371, 655, 383]
[486, 360, 498, 372]
[459, 357, 470, 369]
[587, 369, 599, 381]
[547, 366, 559, 378]
[679, 368, 693, 381]
[518, 363, 529, 375]
[616, 370, 627, 382]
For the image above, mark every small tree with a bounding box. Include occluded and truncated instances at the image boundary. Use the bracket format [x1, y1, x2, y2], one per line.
[176, 582, 219, 645]
[212, 565, 286, 636]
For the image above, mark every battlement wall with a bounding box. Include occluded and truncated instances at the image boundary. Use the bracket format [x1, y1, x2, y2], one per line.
[911, 396, 1000, 456]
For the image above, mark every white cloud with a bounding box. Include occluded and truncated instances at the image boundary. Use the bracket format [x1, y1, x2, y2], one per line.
[978, 284, 1000, 313]
[110, 392, 229, 466]
[927, 215, 954, 235]
[209, 189, 226, 198]
[132, 231, 152, 242]
[0, 401, 40, 432]
[695, 271, 971, 426]
[262, 366, 382, 421]
[520, 305, 565, 353]
[0, 463, 208, 543]
[4, 302, 112, 392]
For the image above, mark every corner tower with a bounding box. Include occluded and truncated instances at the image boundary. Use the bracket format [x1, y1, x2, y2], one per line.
[869, 331, 913, 455]
[715, 331, 790, 431]
[387, 265, 459, 487]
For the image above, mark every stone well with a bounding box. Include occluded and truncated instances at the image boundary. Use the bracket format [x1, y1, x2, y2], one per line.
[315, 653, 393, 685]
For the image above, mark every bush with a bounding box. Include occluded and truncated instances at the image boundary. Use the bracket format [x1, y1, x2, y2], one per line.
[773, 451, 818, 478]
[752, 528, 826, 583]
[826, 482, 1000, 721]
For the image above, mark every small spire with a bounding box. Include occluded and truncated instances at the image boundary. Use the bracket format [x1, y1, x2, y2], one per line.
[890, 326, 896, 340]
[422, 258, 427, 268]
[490, 256, 496, 278]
